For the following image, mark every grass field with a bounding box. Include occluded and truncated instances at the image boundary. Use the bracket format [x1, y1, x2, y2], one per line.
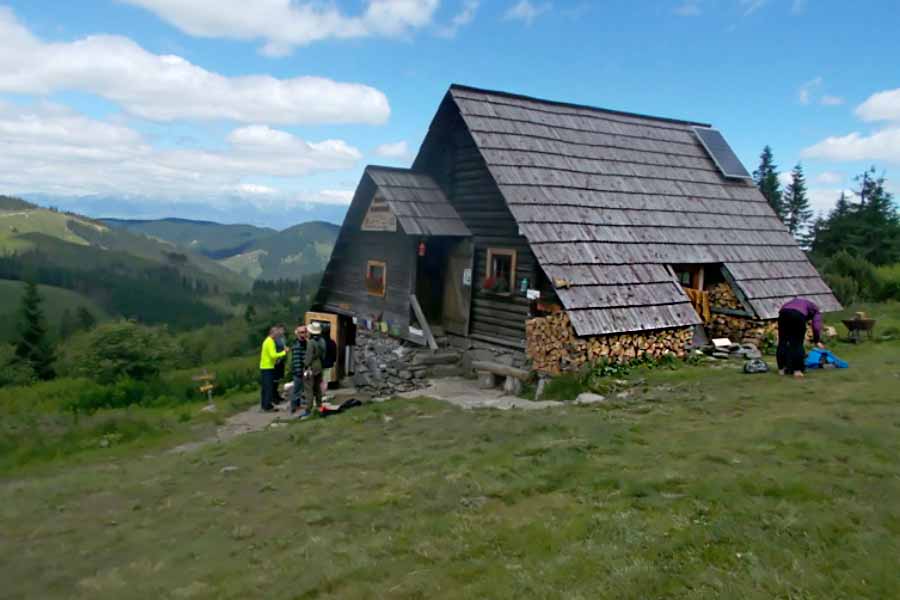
[1, 306, 899, 599]
[0, 279, 109, 342]
[0, 209, 94, 250]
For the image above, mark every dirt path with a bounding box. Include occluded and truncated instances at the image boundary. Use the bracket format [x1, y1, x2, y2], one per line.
[169, 402, 299, 453]
[171, 378, 560, 453]
[396, 377, 563, 410]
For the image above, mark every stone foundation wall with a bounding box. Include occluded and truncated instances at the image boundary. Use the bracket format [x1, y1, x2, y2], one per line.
[526, 312, 693, 375]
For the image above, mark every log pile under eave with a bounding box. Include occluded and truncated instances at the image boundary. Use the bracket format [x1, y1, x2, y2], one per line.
[526, 312, 693, 375]
[707, 282, 743, 310]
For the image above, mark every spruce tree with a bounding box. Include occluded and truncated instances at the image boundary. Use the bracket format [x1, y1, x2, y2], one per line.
[14, 281, 56, 380]
[809, 168, 900, 265]
[753, 145, 784, 220]
[783, 163, 813, 238]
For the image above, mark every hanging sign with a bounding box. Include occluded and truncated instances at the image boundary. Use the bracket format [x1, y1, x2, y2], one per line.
[361, 195, 397, 232]
[526, 289, 541, 300]
[462, 268, 472, 287]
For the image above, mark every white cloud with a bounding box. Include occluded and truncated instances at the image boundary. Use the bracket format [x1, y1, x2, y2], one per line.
[740, 0, 768, 16]
[0, 102, 362, 201]
[673, 1, 702, 16]
[778, 171, 794, 187]
[856, 88, 900, 122]
[0, 7, 390, 125]
[798, 76, 823, 105]
[820, 95, 845, 106]
[122, 0, 439, 56]
[802, 128, 900, 164]
[235, 183, 277, 195]
[373, 141, 411, 159]
[808, 188, 853, 215]
[504, 0, 551, 25]
[317, 190, 356, 205]
[436, 0, 479, 38]
[815, 171, 844, 185]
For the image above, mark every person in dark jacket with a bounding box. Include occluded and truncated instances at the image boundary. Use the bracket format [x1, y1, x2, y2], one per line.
[303, 322, 325, 413]
[777, 297, 826, 378]
[290, 325, 308, 415]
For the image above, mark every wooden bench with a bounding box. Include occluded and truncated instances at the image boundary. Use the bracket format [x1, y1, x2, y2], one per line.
[471, 361, 530, 395]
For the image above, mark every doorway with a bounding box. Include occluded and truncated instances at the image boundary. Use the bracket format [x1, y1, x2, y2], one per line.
[413, 237, 473, 337]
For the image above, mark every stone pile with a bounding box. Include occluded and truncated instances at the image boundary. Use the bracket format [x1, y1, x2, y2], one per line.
[348, 328, 460, 397]
[699, 342, 763, 361]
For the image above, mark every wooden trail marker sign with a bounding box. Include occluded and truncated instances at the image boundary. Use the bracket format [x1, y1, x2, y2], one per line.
[192, 370, 217, 405]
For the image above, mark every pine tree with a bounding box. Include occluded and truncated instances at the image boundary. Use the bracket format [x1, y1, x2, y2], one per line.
[783, 163, 813, 238]
[14, 281, 56, 380]
[753, 145, 784, 220]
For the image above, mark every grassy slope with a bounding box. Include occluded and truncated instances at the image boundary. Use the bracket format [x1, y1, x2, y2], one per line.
[0, 208, 92, 250]
[1, 208, 250, 293]
[100, 218, 276, 259]
[1, 306, 898, 599]
[219, 221, 338, 281]
[0, 280, 109, 342]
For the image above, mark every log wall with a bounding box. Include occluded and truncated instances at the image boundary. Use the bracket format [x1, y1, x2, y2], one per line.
[526, 312, 693, 375]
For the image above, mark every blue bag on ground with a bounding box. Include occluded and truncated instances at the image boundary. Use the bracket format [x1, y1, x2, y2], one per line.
[805, 348, 849, 370]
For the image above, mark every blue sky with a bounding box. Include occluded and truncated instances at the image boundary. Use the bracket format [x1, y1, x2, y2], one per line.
[1, 0, 898, 228]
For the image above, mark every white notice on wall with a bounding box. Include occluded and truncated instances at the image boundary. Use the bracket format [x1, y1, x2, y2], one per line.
[462, 268, 472, 286]
[526, 289, 541, 300]
[361, 195, 397, 232]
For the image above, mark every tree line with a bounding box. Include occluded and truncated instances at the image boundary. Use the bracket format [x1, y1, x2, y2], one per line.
[753, 147, 900, 303]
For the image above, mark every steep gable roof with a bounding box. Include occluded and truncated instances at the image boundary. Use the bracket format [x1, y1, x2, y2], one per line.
[366, 166, 470, 237]
[442, 84, 839, 336]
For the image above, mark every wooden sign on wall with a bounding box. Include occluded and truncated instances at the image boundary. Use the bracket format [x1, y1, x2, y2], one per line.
[361, 195, 397, 232]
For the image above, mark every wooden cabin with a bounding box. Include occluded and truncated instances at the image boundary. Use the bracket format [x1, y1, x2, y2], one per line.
[315, 84, 839, 352]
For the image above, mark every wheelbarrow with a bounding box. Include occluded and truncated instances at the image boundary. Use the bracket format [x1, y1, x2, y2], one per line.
[842, 317, 876, 343]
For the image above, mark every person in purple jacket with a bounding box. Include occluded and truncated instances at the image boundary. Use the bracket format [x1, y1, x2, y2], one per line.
[777, 297, 826, 378]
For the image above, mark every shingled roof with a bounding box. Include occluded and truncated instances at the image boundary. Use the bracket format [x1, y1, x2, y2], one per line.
[445, 84, 840, 336]
[366, 166, 470, 237]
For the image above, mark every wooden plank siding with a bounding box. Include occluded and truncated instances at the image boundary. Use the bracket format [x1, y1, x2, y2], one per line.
[318, 229, 416, 331]
[446, 127, 534, 347]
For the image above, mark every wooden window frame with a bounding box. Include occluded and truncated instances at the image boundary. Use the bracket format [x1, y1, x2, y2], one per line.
[366, 260, 387, 297]
[484, 248, 517, 296]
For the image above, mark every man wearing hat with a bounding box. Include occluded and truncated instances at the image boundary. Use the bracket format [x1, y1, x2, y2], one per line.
[303, 321, 326, 414]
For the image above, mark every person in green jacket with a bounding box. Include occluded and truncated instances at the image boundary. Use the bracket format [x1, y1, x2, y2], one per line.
[259, 325, 288, 412]
[303, 322, 325, 414]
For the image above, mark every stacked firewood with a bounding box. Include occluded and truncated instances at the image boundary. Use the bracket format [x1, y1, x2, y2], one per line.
[707, 315, 777, 346]
[526, 312, 693, 375]
[707, 282, 742, 309]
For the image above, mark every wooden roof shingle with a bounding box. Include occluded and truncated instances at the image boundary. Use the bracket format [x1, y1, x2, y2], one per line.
[366, 166, 470, 237]
[446, 85, 839, 335]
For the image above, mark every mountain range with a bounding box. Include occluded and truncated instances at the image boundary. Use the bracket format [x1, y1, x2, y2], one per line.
[100, 217, 339, 281]
[0, 196, 340, 340]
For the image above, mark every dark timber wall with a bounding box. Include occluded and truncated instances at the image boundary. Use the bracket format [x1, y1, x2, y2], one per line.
[317, 180, 415, 331]
[417, 108, 537, 348]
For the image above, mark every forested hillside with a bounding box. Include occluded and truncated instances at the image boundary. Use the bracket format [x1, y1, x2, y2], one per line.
[0, 200, 252, 333]
[100, 217, 276, 259]
[102, 217, 338, 281]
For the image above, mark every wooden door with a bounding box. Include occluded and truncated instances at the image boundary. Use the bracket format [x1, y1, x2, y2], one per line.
[442, 238, 474, 336]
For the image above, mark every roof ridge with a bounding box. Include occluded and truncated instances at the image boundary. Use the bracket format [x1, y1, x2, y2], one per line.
[449, 83, 711, 128]
[365, 165, 422, 173]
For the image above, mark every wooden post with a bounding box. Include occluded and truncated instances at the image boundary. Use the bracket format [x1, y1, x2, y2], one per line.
[409, 293, 439, 351]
